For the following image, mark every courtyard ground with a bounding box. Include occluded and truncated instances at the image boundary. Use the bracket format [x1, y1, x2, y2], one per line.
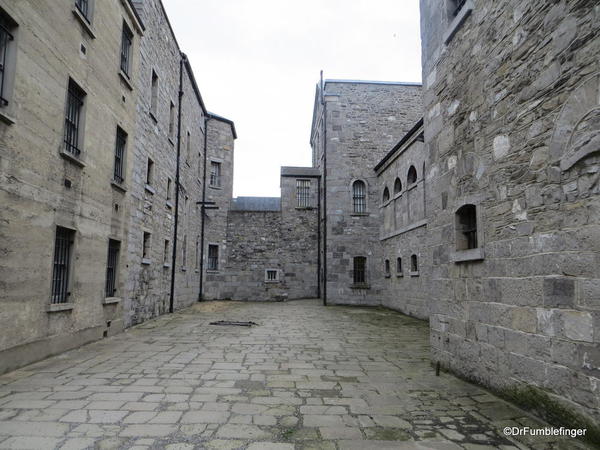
[0, 299, 591, 449]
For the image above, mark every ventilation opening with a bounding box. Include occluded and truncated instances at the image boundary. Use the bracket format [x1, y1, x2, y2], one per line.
[209, 320, 258, 327]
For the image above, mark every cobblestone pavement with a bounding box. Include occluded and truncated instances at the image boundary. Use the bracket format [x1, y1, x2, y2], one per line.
[0, 300, 591, 450]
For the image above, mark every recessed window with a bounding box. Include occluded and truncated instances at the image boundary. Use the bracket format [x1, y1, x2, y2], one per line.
[382, 187, 390, 203]
[394, 178, 402, 194]
[352, 180, 366, 213]
[74, 0, 92, 23]
[166, 177, 172, 202]
[407, 165, 417, 185]
[265, 269, 280, 282]
[0, 9, 17, 109]
[51, 227, 75, 304]
[195, 237, 200, 270]
[146, 158, 154, 185]
[168, 101, 175, 139]
[142, 232, 151, 260]
[456, 204, 478, 250]
[353, 256, 367, 284]
[186, 131, 191, 163]
[150, 70, 158, 116]
[113, 127, 127, 184]
[207, 244, 219, 271]
[64, 78, 86, 157]
[297, 179, 310, 208]
[163, 239, 170, 265]
[182, 234, 187, 268]
[120, 21, 133, 77]
[396, 257, 403, 275]
[411, 254, 418, 272]
[105, 239, 120, 297]
[210, 161, 221, 187]
[384, 259, 390, 278]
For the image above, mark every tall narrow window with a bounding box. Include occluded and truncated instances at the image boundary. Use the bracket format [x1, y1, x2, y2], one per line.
[456, 204, 478, 250]
[113, 127, 127, 184]
[142, 232, 151, 260]
[150, 70, 158, 116]
[163, 239, 170, 265]
[396, 257, 403, 274]
[210, 162, 221, 187]
[105, 239, 120, 297]
[120, 22, 133, 77]
[195, 237, 200, 270]
[64, 79, 86, 157]
[352, 180, 366, 213]
[382, 187, 390, 203]
[146, 158, 154, 185]
[51, 227, 75, 304]
[297, 179, 310, 208]
[353, 256, 366, 284]
[411, 254, 418, 272]
[182, 235, 187, 268]
[74, 0, 90, 22]
[166, 177, 172, 202]
[407, 166, 417, 185]
[394, 178, 402, 194]
[207, 244, 219, 271]
[0, 10, 16, 107]
[168, 101, 175, 138]
[186, 131, 191, 163]
[384, 259, 390, 277]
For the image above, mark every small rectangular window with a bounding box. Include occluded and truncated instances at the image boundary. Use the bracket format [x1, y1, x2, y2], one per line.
[207, 244, 219, 271]
[64, 79, 86, 157]
[142, 232, 151, 260]
[146, 158, 154, 185]
[210, 162, 221, 187]
[113, 127, 127, 184]
[150, 70, 158, 116]
[169, 101, 175, 138]
[166, 177, 172, 201]
[120, 22, 133, 77]
[51, 227, 75, 304]
[296, 179, 310, 208]
[163, 239, 170, 265]
[105, 239, 120, 297]
[265, 269, 279, 282]
[353, 256, 366, 284]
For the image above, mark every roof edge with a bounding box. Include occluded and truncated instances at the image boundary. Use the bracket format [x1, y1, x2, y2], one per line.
[374, 118, 424, 172]
[207, 112, 237, 139]
[325, 79, 422, 87]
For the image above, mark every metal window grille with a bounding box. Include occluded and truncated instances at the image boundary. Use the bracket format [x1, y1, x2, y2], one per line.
[0, 21, 13, 107]
[75, 0, 90, 21]
[105, 240, 120, 297]
[113, 128, 126, 184]
[120, 23, 133, 76]
[210, 162, 221, 187]
[352, 181, 366, 213]
[396, 257, 402, 273]
[452, 0, 466, 17]
[207, 245, 219, 270]
[297, 179, 310, 207]
[51, 227, 74, 304]
[353, 257, 366, 284]
[64, 80, 85, 157]
[266, 270, 278, 281]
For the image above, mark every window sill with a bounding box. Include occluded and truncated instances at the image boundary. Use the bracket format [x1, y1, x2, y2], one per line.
[47, 303, 74, 313]
[168, 137, 175, 146]
[396, 273, 404, 278]
[350, 283, 370, 290]
[209, 185, 223, 190]
[72, 8, 96, 39]
[295, 206, 314, 210]
[118, 70, 134, 91]
[0, 109, 15, 125]
[406, 183, 418, 192]
[384, 274, 391, 279]
[206, 270, 220, 274]
[141, 258, 152, 265]
[181, 266, 187, 272]
[103, 297, 121, 305]
[60, 149, 85, 167]
[444, 0, 474, 44]
[409, 271, 420, 277]
[111, 180, 127, 193]
[149, 111, 158, 123]
[163, 263, 171, 269]
[350, 212, 369, 217]
[145, 184, 155, 195]
[265, 280, 281, 284]
[451, 247, 484, 263]
[166, 200, 173, 209]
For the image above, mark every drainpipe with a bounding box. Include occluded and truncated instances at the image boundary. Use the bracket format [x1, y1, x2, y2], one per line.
[321, 74, 327, 307]
[169, 53, 185, 314]
[316, 175, 321, 299]
[198, 115, 209, 301]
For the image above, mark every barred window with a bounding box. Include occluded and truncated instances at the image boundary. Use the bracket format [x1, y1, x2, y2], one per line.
[120, 22, 133, 77]
[64, 79, 86, 157]
[113, 127, 127, 184]
[456, 204, 478, 250]
[51, 227, 75, 304]
[297, 179, 310, 207]
[265, 269, 279, 282]
[352, 180, 366, 213]
[75, 0, 90, 22]
[105, 239, 120, 297]
[0, 11, 15, 107]
[353, 256, 366, 284]
[210, 162, 221, 187]
[207, 244, 219, 271]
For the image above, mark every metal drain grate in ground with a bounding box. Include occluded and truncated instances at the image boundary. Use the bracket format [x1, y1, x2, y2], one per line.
[209, 320, 258, 327]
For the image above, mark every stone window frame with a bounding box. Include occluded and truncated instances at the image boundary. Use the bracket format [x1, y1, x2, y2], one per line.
[111, 126, 128, 191]
[265, 269, 280, 283]
[72, 0, 96, 39]
[382, 186, 390, 205]
[48, 225, 77, 311]
[407, 165, 418, 187]
[207, 243, 219, 272]
[384, 259, 391, 278]
[351, 256, 369, 289]
[209, 159, 223, 189]
[396, 256, 403, 277]
[0, 6, 18, 124]
[451, 200, 485, 263]
[393, 177, 402, 195]
[409, 254, 419, 277]
[443, 0, 474, 45]
[141, 231, 152, 265]
[163, 239, 170, 268]
[350, 178, 369, 216]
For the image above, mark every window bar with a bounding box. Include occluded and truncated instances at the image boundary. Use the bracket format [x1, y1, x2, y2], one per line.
[114, 130, 126, 184]
[51, 229, 72, 304]
[75, 0, 90, 22]
[64, 83, 83, 156]
[0, 24, 13, 106]
[120, 26, 132, 76]
[105, 241, 118, 297]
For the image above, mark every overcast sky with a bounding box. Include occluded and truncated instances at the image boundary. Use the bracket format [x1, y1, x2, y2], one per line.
[163, 0, 422, 197]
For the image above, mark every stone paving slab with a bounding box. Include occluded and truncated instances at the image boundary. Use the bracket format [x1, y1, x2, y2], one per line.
[0, 299, 593, 449]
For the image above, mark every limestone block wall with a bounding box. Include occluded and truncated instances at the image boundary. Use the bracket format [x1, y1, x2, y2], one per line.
[0, 0, 142, 373]
[311, 81, 423, 306]
[420, 0, 600, 430]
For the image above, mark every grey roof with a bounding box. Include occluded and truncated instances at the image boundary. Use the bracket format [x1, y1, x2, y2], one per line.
[231, 197, 281, 212]
[324, 79, 422, 86]
[281, 166, 320, 177]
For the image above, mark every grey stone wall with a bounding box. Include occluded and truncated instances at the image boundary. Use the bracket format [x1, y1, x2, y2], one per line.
[311, 81, 423, 306]
[419, 0, 600, 430]
[0, 0, 143, 373]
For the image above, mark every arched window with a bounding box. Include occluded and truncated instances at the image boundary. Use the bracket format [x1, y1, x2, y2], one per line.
[382, 187, 390, 203]
[396, 257, 402, 274]
[352, 180, 366, 213]
[411, 254, 418, 272]
[384, 259, 390, 277]
[353, 256, 366, 284]
[455, 204, 478, 250]
[407, 166, 417, 185]
[394, 177, 402, 194]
